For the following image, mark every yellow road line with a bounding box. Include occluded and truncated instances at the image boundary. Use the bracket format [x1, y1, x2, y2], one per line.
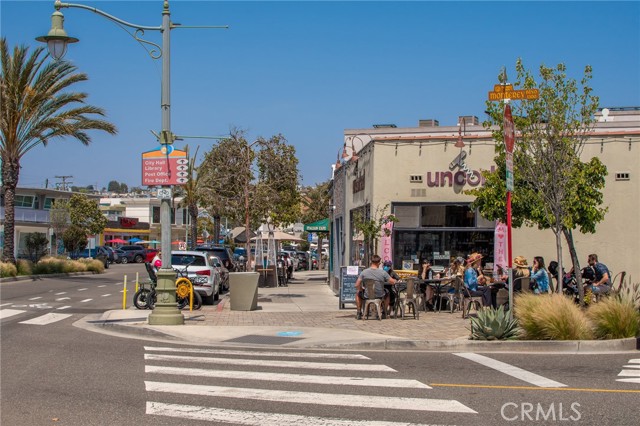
[431, 383, 640, 394]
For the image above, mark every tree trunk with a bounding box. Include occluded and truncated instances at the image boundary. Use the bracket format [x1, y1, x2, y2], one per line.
[554, 229, 563, 294]
[189, 203, 198, 250]
[563, 228, 584, 306]
[1, 159, 18, 264]
[213, 215, 221, 245]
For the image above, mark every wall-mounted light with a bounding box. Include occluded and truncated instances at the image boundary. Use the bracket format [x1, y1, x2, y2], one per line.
[455, 118, 466, 148]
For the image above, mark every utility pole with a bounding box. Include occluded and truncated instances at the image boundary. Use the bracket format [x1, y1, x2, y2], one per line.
[54, 175, 73, 191]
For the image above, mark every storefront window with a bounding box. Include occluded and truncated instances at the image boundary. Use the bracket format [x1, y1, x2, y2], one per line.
[420, 204, 475, 227]
[394, 230, 494, 270]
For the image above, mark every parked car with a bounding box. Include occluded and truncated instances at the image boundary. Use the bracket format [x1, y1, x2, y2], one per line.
[117, 245, 147, 263]
[195, 245, 237, 272]
[281, 249, 299, 271]
[71, 247, 109, 269]
[296, 251, 309, 270]
[171, 250, 221, 305]
[207, 255, 229, 291]
[145, 248, 159, 263]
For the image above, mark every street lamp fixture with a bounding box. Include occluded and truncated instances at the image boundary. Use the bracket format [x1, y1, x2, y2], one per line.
[37, 0, 227, 326]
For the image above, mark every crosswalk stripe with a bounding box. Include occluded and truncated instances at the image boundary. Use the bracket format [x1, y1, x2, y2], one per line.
[56, 297, 70, 301]
[54, 292, 67, 295]
[78, 288, 88, 291]
[146, 401, 449, 425]
[454, 353, 566, 388]
[98, 285, 106, 288]
[28, 297, 42, 300]
[80, 299, 92, 303]
[145, 381, 476, 413]
[616, 378, 640, 384]
[629, 359, 640, 364]
[623, 365, 640, 369]
[0, 303, 13, 307]
[101, 294, 112, 297]
[19, 313, 72, 325]
[146, 365, 430, 389]
[57, 306, 72, 310]
[144, 346, 370, 360]
[618, 370, 640, 377]
[0, 309, 26, 319]
[144, 354, 396, 372]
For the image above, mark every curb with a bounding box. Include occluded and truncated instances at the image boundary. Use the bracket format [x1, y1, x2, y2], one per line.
[316, 337, 640, 352]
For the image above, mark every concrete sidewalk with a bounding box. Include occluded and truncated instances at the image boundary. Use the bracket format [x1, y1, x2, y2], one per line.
[78, 270, 638, 352]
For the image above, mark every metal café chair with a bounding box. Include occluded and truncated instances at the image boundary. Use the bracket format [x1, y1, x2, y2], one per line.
[395, 278, 420, 320]
[362, 279, 385, 321]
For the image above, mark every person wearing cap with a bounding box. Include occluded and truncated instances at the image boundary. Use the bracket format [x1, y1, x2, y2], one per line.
[463, 252, 492, 307]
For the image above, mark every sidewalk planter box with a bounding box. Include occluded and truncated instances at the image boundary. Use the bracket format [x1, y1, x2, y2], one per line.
[229, 272, 259, 311]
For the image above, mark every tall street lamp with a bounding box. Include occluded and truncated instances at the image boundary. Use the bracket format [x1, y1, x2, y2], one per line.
[37, 0, 226, 325]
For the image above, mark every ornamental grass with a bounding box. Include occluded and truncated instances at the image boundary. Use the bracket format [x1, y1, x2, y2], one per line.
[587, 297, 640, 339]
[16, 259, 33, 276]
[514, 293, 593, 340]
[0, 261, 17, 278]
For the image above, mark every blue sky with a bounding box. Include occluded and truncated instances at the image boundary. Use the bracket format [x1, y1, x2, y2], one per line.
[2, 0, 639, 190]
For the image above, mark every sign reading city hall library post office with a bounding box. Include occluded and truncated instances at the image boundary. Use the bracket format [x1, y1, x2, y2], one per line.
[142, 147, 188, 186]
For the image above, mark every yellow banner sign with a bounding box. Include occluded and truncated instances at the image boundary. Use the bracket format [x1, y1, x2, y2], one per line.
[488, 88, 539, 101]
[494, 84, 513, 92]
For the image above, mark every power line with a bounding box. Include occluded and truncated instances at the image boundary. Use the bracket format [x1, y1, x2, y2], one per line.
[54, 175, 74, 191]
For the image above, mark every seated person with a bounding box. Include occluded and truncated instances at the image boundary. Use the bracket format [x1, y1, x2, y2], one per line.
[530, 256, 550, 294]
[419, 259, 436, 310]
[585, 253, 611, 295]
[355, 255, 396, 319]
[463, 253, 492, 308]
[513, 256, 531, 292]
[382, 260, 401, 314]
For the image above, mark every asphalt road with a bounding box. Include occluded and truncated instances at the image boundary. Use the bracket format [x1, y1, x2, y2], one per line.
[1, 267, 639, 425]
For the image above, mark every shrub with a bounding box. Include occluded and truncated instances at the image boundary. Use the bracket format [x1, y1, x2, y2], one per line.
[78, 258, 104, 273]
[1, 262, 18, 278]
[33, 257, 66, 275]
[588, 297, 640, 339]
[514, 293, 593, 340]
[469, 305, 521, 340]
[16, 259, 33, 276]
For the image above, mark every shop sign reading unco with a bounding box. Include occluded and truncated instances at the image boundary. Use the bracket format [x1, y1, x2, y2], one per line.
[424, 150, 495, 188]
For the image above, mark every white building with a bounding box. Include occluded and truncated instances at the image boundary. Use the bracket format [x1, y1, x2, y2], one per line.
[329, 107, 640, 293]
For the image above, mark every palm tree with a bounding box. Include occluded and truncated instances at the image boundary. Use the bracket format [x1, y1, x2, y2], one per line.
[1, 38, 117, 263]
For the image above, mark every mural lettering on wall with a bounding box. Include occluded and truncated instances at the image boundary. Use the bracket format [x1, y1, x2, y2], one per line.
[422, 150, 495, 187]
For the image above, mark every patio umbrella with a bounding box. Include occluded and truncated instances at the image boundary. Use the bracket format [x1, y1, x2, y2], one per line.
[106, 238, 127, 244]
[147, 239, 161, 248]
[129, 237, 144, 243]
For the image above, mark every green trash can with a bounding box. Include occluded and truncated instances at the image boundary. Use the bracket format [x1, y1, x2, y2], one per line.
[229, 272, 259, 311]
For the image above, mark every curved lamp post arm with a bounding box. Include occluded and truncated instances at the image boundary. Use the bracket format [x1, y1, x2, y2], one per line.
[55, 1, 162, 31]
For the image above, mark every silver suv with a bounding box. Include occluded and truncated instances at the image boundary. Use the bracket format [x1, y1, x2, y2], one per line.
[171, 250, 221, 305]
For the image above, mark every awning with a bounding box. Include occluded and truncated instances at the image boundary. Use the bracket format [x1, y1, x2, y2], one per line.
[304, 218, 330, 232]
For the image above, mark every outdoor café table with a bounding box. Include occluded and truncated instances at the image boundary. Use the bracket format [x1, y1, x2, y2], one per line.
[486, 280, 507, 308]
[422, 277, 454, 312]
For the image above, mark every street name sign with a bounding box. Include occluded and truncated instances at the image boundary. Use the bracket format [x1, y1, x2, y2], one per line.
[489, 87, 539, 101]
[142, 147, 188, 186]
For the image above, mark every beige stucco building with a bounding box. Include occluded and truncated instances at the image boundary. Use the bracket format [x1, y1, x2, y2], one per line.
[329, 107, 639, 293]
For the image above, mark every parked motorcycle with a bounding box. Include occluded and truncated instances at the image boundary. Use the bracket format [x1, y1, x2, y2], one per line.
[133, 262, 202, 310]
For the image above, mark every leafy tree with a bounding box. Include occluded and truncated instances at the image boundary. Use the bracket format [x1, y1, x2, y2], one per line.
[62, 224, 87, 254]
[25, 232, 49, 262]
[68, 194, 107, 236]
[352, 204, 397, 265]
[107, 180, 120, 192]
[0, 38, 117, 264]
[301, 181, 331, 263]
[467, 59, 604, 302]
[49, 199, 70, 255]
[119, 183, 128, 193]
[199, 129, 301, 268]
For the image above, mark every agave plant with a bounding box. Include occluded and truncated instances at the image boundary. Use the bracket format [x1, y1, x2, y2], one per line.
[469, 306, 521, 340]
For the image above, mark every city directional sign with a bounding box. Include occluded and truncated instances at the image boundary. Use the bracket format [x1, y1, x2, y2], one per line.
[142, 147, 188, 186]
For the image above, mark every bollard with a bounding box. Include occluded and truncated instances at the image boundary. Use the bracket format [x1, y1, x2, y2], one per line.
[189, 282, 193, 311]
[122, 275, 127, 310]
[135, 272, 139, 293]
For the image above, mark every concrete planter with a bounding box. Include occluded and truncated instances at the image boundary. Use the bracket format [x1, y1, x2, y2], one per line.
[229, 272, 259, 311]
